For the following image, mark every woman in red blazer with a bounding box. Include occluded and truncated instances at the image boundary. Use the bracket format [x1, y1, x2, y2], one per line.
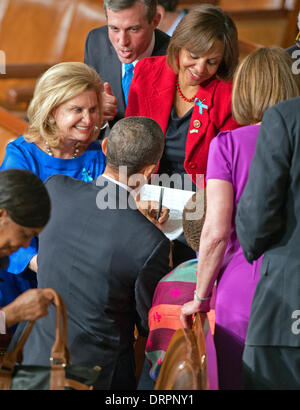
[126, 4, 240, 267]
[126, 4, 240, 188]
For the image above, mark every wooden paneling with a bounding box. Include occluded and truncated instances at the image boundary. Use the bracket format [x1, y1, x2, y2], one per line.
[63, 1, 106, 62]
[0, 108, 28, 164]
[0, 0, 107, 118]
[219, 0, 300, 47]
[178, 0, 300, 48]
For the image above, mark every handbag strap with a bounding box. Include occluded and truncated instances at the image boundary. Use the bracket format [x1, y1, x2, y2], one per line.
[0, 320, 35, 371]
[49, 290, 70, 365]
[1, 289, 70, 371]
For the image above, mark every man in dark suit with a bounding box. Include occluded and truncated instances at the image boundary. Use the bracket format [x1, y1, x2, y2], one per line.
[84, 0, 170, 133]
[236, 97, 300, 389]
[20, 117, 171, 390]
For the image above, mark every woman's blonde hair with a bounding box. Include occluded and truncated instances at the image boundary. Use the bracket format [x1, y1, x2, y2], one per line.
[167, 4, 238, 81]
[232, 46, 300, 125]
[25, 62, 103, 147]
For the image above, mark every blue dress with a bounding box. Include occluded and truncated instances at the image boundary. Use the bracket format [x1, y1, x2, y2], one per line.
[0, 136, 106, 308]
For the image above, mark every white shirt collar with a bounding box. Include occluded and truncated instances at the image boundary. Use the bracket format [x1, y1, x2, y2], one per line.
[101, 174, 143, 201]
[101, 173, 131, 193]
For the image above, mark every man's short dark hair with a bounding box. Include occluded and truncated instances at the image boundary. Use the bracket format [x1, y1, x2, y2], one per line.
[0, 169, 51, 228]
[107, 116, 165, 176]
[104, 0, 158, 22]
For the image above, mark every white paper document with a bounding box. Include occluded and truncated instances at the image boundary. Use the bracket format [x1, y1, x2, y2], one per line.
[139, 184, 195, 240]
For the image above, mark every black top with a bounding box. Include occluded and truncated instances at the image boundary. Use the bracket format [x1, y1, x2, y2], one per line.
[159, 106, 197, 192]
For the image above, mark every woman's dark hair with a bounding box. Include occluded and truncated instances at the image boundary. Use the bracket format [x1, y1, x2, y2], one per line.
[0, 169, 51, 228]
[167, 4, 238, 80]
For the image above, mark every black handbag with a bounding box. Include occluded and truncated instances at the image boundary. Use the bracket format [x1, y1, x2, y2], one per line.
[0, 289, 102, 390]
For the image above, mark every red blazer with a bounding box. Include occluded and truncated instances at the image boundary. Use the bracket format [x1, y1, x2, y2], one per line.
[126, 56, 240, 185]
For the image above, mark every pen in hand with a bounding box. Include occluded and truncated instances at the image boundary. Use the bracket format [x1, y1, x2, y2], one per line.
[156, 188, 164, 221]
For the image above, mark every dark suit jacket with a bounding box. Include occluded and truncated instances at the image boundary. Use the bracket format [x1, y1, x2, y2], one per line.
[21, 175, 170, 389]
[84, 26, 170, 127]
[236, 97, 300, 347]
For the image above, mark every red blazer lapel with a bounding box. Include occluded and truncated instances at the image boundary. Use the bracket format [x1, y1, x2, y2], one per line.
[144, 61, 176, 134]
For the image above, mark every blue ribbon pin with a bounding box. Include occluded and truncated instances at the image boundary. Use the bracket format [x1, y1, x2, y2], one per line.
[81, 168, 93, 182]
[195, 98, 208, 115]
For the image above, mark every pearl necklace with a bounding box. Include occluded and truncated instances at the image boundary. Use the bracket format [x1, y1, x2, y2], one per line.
[176, 78, 197, 103]
[45, 141, 80, 158]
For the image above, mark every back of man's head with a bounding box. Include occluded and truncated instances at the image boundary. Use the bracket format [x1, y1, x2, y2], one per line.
[106, 116, 165, 176]
[104, 0, 158, 22]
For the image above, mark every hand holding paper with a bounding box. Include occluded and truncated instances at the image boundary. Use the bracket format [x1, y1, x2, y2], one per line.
[139, 184, 195, 240]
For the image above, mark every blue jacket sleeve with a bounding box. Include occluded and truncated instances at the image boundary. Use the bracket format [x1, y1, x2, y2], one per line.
[6, 237, 38, 274]
[0, 138, 33, 171]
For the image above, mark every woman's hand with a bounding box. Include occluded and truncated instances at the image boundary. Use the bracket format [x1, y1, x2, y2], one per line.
[3, 288, 54, 328]
[180, 299, 201, 328]
[180, 297, 211, 328]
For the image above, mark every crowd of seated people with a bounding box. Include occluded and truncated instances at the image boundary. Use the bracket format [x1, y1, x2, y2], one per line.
[1, 0, 300, 391]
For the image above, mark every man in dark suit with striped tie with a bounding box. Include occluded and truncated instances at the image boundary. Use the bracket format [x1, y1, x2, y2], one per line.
[84, 0, 170, 136]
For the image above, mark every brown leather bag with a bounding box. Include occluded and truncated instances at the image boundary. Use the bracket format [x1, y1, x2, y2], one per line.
[154, 313, 209, 390]
[0, 289, 101, 390]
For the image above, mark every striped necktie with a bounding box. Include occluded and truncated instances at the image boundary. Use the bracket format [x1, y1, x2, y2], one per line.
[122, 63, 134, 105]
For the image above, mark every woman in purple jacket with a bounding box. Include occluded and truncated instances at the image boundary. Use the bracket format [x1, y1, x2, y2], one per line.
[181, 47, 300, 389]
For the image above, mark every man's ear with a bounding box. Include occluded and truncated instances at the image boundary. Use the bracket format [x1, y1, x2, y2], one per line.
[152, 11, 161, 29]
[0, 209, 8, 218]
[0, 209, 9, 226]
[142, 164, 157, 181]
[156, 5, 165, 22]
[102, 137, 108, 155]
